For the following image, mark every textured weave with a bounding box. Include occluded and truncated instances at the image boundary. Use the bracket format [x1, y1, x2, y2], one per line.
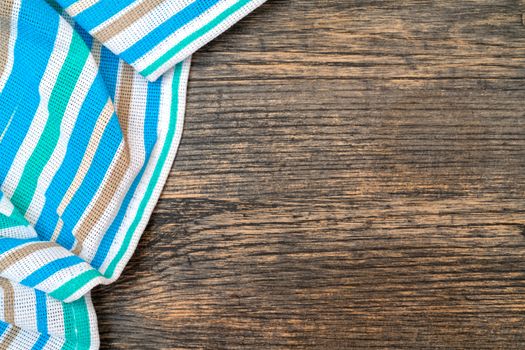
[0, 0, 265, 348]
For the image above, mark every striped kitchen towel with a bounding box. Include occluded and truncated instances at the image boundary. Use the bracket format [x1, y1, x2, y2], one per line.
[0, 0, 266, 348]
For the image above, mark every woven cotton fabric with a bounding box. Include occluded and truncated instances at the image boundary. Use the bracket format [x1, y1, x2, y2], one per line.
[0, 0, 265, 348]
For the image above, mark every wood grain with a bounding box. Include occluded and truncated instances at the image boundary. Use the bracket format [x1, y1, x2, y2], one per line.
[92, 1, 525, 348]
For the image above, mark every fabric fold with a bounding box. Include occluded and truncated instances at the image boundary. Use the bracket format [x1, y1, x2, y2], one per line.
[0, 0, 266, 348]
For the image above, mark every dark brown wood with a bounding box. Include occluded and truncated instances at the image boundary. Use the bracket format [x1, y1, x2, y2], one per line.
[92, 1, 525, 348]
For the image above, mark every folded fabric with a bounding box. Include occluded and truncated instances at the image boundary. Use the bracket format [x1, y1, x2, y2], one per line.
[0, 0, 265, 348]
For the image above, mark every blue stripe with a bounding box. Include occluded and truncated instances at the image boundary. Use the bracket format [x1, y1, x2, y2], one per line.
[57, 115, 122, 249]
[0, 0, 61, 134]
[0, 0, 60, 188]
[0, 237, 38, 254]
[57, 0, 77, 8]
[74, 22, 93, 49]
[35, 291, 48, 334]
[122, 0, 220, 64]
[31, 334, 50, 350]
[99, 46, 120, 100]
[22, 256, 84, 288]
[0, 321, 9, 336]
[91, 77, 161, 268]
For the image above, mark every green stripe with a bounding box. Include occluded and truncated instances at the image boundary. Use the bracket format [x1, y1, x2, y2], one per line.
[72, 298, 91, 350]
[61, 302, 76, 349]
[11, 31, 90, 214]
[0, 210, 28, 230]
[141, 0, 252, 77]
[104, 63, 183, 278]
[59, 339, 77, 350]
[49, 269, 100, 301]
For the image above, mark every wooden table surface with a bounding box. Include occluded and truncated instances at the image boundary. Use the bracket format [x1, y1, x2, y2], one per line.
[92, 1, 525, 348]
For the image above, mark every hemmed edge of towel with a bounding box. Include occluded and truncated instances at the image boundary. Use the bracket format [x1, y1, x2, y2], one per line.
[60, 58, 191, 303]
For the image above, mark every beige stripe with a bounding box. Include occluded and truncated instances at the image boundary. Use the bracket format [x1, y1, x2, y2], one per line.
[91, 39, 103, 67]
[0, 0, 14, 78]
[72, 64, 134, 255]
[66, 0, 99, 17]
[0, 279, 14, 324]
[93, 0, 166, 43]
[57, 99, 114, 216]
[50, 217, 64, 243]
[0, 326, 18, 349]
[0, 242, 56, 272]
[114, 64, 134, 139]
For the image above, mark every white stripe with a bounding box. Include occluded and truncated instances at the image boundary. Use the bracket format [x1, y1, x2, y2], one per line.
[12, 285, 37, 334]
[0, 195, 14, 216]
[42, 338, 67, 350]
[45, 295, 66, 339]
[84, 294, 100, 349]
[0, 226, 36, 239]
[100, 0, 197, 54]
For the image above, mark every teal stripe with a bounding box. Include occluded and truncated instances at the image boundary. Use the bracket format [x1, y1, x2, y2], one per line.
[49, 269, 100, 301]
[10, 31, 90, 214]
[140, 0, 252, 77]
[0, 211, 28, 230]
[61, 298, 92, 349]
[61, 302, 76, 349]
[72, 298, 91, 350]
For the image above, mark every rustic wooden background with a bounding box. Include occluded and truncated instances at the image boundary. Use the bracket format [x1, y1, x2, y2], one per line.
[92, 0, 525, 348]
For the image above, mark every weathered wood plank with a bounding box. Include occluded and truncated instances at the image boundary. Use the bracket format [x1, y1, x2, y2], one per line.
[93, 1, 525, 348]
